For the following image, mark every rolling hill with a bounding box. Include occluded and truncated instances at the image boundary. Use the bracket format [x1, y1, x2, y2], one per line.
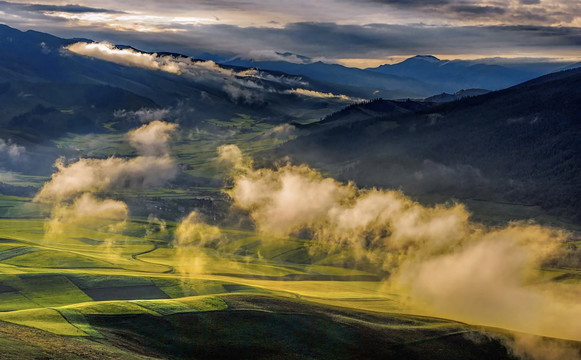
[0, 198, 546, 360]
[278, 68, 581, 222]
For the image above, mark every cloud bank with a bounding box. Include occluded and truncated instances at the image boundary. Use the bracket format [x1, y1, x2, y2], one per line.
[66, 42, 183, 74]
[65, 41, 354, 103]
[127, 120, 178, 157]
[217, 145, 581, 349]
[34, 155, 177, 202]
[36, 121, 179, 238]
[174, 211, 222, 277]
[284, 88, 357, 102]
[0, 138, 25, 161]
[46, 193, 128, 234]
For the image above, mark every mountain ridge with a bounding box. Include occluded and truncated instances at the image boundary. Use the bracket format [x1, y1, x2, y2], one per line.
[276, 67, 581, 221]
[0, 24, 366, 136]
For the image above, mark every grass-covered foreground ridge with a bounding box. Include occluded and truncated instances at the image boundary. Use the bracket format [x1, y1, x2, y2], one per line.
[0, 193, 579, 360]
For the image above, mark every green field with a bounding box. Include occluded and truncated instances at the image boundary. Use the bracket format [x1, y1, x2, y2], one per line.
[0, 118, 579, 359]
[0, 193, 579, 359]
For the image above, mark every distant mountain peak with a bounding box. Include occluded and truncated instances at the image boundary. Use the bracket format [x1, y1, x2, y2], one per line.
[412, 55, 441, 63]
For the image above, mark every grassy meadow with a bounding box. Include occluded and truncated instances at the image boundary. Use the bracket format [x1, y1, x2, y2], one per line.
[0, 192, 579, 359]
[0, 115, 579, 359]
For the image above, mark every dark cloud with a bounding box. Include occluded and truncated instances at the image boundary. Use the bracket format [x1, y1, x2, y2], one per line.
[450, 5, 507, 16]
[73, 0, 258, 13]
[23, 3, 125, 14]
[41, 21, 580, 61]
[0, 0, 578, 62]
[225, 22, 581, 56]
[0, 1, 124, 14]
[354, 0, 575, 25]
[362, 0, 452, 6]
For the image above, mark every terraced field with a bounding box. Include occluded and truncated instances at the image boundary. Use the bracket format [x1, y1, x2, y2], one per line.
[0, 194, 579, 360]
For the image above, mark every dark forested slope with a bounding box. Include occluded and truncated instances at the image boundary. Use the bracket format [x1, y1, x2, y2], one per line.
[278, 68, 581, 221]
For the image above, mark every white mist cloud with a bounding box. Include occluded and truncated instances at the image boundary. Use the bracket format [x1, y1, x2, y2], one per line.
[0, 139, 25, 161]
[219, 145, 581, 348]
[222, 82, 263, 104]
[284, 88, 358, 102]
[126, 120, 177, 156]
[66, 41, 263, 102]
[174, 211, 222, 276]
[237, 68, 308, 87]
[35, 155, 177, 202]
[146, 214, 167, 237]
[262, 124, 297, 139]
[66, 42, 183, 73]
[46, 193, 128, 234]
[114, 108, 171, 123]
[65, 42, 355, 104]
[175, 211, 222, 248]
[36, 121, 178, 202]
[394, 225, 581, 341]
[65, 42, 233, 80]
[245, 50, 309, 64]
[241, 50, 336, 65]
[36, 121, 179, 244]
[217, 144, 252, 173]
[506, 333, 581, 360]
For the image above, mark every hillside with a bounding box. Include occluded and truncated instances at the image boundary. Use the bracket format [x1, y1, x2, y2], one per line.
[0, 24, 358, 137]
[278, 68, 581, 221]
[0, 196, 543, 360]
[425, 89, 491, 103]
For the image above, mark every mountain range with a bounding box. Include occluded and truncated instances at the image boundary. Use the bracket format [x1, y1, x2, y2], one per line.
[1, 23, 580, 223]
[219, 53, 577, 98]
[0, 24, 360, 137]
[2, 23, 578, 121]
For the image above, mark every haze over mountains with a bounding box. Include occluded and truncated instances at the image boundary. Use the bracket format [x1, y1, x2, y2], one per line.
[218, 52, 576, 98]
[1, 23, 580, 224]
[2, 22, 574, 108]
[0, 24, 359, 135]
[0, 26, 581, 217]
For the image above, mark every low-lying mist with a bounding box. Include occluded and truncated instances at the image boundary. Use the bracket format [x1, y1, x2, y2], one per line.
[35, 120, 178, 238]
[65, 42, 358, 104]
[174, 144, 580, 359]
[31, 123, 580, 359]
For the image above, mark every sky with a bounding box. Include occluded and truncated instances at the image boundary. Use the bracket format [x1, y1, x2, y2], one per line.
[0, 0, 580, 67]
